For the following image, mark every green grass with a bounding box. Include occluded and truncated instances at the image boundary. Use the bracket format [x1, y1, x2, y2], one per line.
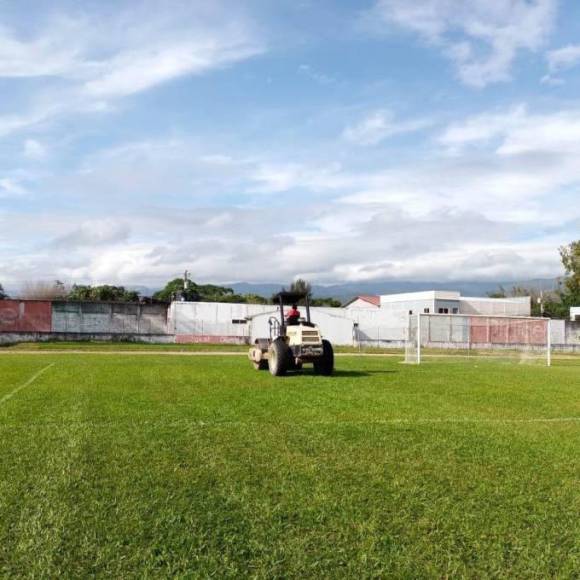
[0, 354, 578, 578]
[0, 340, 250, 352]
[0, 340, 403, 355]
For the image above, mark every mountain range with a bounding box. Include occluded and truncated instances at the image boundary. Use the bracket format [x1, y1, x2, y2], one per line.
[4, 279, 559, 303]
[229, 279, 559, 303]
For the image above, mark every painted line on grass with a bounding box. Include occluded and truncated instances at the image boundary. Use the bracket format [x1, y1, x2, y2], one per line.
[0, 363, 55, 407]
[348, 417, 580, 425]
[0, 350, 576, 362]
[4, 416, 577, 432]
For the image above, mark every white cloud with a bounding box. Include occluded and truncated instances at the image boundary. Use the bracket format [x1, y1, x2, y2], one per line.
[83, 35, 263, 99]
[52, 219, 131, 248]
[370, 0, 556, 87]
[23, 139, 47, 159]
[0, 20, 83, 78]
[438, 104, 528, 150]
[439, 105, 580, 157]
[1, 120, 576, 286]
[249, 162, 352, 193]
[0, 2, 265, 136]
[547, 44, 580, 72]
[298, 64, 335, 85]
[343, 109, 432, 145]
[0, 177, 27, 197]
[2, 100, 578, 287]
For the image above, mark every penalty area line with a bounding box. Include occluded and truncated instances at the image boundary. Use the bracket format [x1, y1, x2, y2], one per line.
[0, 363, 55, 407]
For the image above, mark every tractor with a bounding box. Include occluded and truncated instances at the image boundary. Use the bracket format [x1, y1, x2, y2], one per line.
[248, 291, 334, 376]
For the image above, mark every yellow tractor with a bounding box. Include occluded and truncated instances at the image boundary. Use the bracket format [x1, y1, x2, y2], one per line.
[248, 291, 334, 376]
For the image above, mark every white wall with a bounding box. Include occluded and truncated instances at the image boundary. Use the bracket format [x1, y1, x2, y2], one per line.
[170, 302, 359, 345]
[378, 291, 531, 317]
[380, 290, 459, 306]
[168, 295, 534, 347]
[459, 296, 531, 316]
[570, 307, 580, 321]
[344, 298, 378, 309]
[550, 320, 566, 345]
[169, 302, 274, 338]
[249, 309, 355, 345]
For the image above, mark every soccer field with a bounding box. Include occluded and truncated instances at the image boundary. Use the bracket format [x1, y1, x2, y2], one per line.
[0, 353, 578, 577]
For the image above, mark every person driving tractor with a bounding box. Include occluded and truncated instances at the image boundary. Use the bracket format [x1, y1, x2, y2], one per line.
[286, 304, 301, 325]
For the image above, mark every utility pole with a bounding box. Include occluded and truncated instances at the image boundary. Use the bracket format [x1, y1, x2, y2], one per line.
[537, 280, 545, 317]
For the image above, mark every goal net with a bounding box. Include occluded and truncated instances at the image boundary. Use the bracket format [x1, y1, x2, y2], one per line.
[405, 313, 551, 366]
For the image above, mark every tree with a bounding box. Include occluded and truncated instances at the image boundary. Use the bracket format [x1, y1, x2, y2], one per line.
[21, 280, 68, 300]
[242, 293, 270, 305]
[487, 241, 580, 319]
[155, 277, 279, 304]
[66, 284, 140, 302]
[289, 278, 312, 299]
[487, 285, 507, 298]
[488, 284, 557, 317]
[0, 283, 7, 300]
[153, 278, 201, 302]
[559, 240, 580, 305]
[278, 279, 340, 307]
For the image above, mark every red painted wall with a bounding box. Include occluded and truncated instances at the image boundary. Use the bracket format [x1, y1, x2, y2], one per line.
[470, 317, 547, 345]
[176, 334, 248, 345]
[0, 300, 52, 332]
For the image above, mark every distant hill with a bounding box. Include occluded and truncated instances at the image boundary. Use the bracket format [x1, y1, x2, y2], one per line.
[4, 279, 559, 303]
[229, 279, 559, 303]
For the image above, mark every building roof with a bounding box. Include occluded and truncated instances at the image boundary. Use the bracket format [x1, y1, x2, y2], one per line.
[345, 295, 380, 307]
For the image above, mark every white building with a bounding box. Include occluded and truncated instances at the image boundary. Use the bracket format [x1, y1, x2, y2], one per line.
[167, 290, 533, 346]
[571, 307, 580, 321]
[379, 290, 530, 317]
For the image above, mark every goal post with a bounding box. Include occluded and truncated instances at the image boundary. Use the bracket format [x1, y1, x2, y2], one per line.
[405, 313, 552, 366]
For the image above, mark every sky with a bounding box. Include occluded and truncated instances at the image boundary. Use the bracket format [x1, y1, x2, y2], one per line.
[0, 0, 579, 289]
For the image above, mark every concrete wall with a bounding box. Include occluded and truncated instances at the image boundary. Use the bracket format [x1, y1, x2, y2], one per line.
[0, 300, 51, 332]
[170, 302, 356, 345]
[566, 321, 580, 345]
[249, 309, 355, 346]
[0, 332, 173, 345]
[52, 302, 168, 334]
[169, 302, 272, 342]
[1, 298, 579, 350]
[344, 308, 407, 344]
[459, 296, 531, 316]
[551, 320, 566, 345]
[344, 298, 379, 310]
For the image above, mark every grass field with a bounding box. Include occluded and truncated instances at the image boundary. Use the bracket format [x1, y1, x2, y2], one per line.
[0, 340, 401, 354]
[0, 352, 578, 577]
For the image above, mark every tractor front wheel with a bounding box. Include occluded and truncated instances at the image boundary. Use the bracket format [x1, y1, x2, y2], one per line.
[253, 360, 268, 371]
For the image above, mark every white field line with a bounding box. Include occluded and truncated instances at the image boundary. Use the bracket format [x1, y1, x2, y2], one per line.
[335, 417, 580, 425]
[0, 350, 577, 361]
[0, 363, 55, 407]
[158, 417, 580, 426]
[5, 417, 576, 431]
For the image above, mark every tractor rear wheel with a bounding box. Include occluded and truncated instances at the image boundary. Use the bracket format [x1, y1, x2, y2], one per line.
[313, 339, 334, 376]
[268, 338, 291, 376]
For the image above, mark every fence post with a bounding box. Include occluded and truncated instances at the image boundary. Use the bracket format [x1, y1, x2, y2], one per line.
[547, 319, 551, 367]
[417, 313, 421, 365]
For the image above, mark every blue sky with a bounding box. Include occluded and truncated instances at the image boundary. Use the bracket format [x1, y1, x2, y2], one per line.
[0, 0, 579, 288]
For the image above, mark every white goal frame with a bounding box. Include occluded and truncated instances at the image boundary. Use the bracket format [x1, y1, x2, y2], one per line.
[405, 313, 551, 366]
